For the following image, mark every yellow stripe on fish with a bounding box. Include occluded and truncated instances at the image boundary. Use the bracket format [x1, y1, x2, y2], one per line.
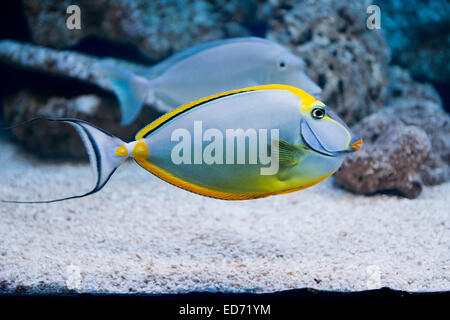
[136, 156, 337, 200]
[135, 84, 316, 140]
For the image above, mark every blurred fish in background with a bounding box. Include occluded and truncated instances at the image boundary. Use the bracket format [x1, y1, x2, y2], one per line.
[95, 37, 322, 125]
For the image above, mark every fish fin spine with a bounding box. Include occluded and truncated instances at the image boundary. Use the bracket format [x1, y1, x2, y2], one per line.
[272, 139, 306, 166]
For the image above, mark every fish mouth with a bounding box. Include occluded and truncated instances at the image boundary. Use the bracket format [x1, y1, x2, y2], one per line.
[351, 139, 363, 151]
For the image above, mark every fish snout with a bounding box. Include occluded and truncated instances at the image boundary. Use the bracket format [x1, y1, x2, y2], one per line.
[350, 137, 363, 152]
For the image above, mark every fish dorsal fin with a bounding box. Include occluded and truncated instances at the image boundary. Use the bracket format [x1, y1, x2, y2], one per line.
[135, 84, 316, 140]
[147, 37, 274, 78]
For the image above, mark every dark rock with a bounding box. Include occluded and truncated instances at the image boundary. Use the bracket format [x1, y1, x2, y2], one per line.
[375, 0, 450, 82]
[0, 40, 155, 108]
[388, 67, 442, 105]
[264, 0, 391, 124]
[335, 116, 431, 199]
[336, 68, 450, 198]
[385, 102, 450, 187]
[385, 68, 449, 186]
[23, 0, 252, 61]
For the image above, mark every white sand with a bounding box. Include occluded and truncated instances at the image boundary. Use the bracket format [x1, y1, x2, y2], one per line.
[0, 137, 449, 293]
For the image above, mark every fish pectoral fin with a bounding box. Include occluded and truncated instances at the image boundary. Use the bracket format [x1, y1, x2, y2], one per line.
[272, 139, 306, 166]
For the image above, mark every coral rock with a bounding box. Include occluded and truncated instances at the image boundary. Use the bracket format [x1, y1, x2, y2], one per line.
[336, 68, 450, 198]
[264, 0, 391, 125]
[23, 0, 252, 61]
[335, 117, 431, 199]
[0, 40, 155, 109]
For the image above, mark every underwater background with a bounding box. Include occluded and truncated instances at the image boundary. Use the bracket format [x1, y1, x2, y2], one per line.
[0, 0, 449, 198]
[0, 0, 448, 293]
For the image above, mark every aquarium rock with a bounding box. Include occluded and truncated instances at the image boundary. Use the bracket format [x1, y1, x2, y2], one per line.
[385, 68, 449, 186]
[336, 68, 450, 198]
[264, 0, 391, 125]
[335, 115, 431, 199]
[23, 0, 251, 60]
[387, 66, 443, 106]
[0, 40, 151, 98]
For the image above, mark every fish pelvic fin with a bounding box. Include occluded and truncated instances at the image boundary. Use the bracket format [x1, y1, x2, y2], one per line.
[93, 62, 153, 126]
[272, 139, 307, 166]
[1, 118, 128, 203]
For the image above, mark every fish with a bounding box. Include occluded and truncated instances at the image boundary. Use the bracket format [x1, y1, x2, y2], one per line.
[94, 37, 322, 125]
[1, 85, 361, 203]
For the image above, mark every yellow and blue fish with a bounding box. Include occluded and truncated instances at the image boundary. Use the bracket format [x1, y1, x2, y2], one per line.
[95, 37, 322, 125]
[2, 85, 361, 203]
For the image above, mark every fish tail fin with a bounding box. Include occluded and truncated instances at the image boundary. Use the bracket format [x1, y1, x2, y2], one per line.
[1, 118, 129, 203]
[93, 62, 153, 126]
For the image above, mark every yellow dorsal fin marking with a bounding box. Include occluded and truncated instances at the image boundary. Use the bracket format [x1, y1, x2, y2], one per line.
[115, 146, 128, 157]
[135, 84, 317, 140]
[135, 158, 333, 201]
[132, 141, 149, 159]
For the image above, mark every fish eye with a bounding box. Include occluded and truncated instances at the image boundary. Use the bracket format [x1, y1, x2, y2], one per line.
[311, 107, 325, 119]
[278, 61, 286, 69]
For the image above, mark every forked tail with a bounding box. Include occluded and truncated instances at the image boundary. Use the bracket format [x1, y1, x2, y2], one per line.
[1, 118, 128, 203]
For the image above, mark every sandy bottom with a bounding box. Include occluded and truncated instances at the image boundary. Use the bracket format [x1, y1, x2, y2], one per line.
[0, 137, 448, 293]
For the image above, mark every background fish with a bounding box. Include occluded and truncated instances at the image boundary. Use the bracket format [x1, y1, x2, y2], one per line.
[1, 85, 360, 203]
[94, 37, 322, 125]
